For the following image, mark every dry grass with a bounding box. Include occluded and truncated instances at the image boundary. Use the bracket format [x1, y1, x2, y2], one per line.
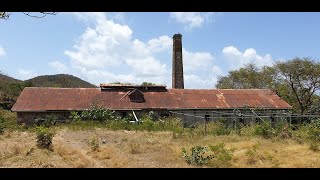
[1, 128, 320, 168]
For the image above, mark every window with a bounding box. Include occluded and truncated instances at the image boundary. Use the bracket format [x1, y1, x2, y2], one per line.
[205, 115, 210, 122]
[121, 112, 127, 118]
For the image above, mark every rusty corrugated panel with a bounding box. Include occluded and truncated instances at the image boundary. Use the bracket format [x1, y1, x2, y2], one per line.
[11, 88, 292, 112]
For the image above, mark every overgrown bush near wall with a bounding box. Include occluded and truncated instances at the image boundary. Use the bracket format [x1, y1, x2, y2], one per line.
[129, 115, 184, 133]
[78, 104, 118, 121]
[191, 120, 232, 136]
[254, 121, 277, 139]
[34, 114, 59, 127]
[67, 110, 185, 133]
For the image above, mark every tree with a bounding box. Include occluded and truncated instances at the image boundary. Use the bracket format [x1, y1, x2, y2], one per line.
[216, 63, 273, 89]
[216, 58, 320, 114]
[276, 58, 320, 114]
[141, 82, 156, 86]
[0, 12, 57, 20]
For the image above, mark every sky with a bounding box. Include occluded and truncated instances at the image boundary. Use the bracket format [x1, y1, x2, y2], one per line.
[1, 12, 320, 89]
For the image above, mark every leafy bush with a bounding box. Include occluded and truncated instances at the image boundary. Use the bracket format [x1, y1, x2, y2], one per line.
[307, 119, 320, 142]
[69, 111, 82, 121]
[191, 120, 231, 136]
[254, 121, 277, 139]
[0, 110, 19, 131]
[0, 115, 5, 134]
[71, 104, 117, 122]
[182, 146, 214, 166]
[33, 114, 59, 127]
[35, 126, 55, 150]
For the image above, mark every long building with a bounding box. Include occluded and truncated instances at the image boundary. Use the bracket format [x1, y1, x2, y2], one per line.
[11, 33, 292, 125]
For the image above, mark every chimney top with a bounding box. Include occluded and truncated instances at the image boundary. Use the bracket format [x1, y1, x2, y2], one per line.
[173, 33, 182, 38]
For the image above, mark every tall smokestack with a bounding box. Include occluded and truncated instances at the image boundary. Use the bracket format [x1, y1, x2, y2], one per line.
[172, 33, 184, 89]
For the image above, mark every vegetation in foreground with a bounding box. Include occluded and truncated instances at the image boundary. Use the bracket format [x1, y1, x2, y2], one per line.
[1, 108, 320, 168]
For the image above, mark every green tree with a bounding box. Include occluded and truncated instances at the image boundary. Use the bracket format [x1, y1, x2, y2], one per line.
[216, 63, 273, 89]
[276, 58, 320, 114]
[141, 82, 156, 86]
[216, 58, 320, 114]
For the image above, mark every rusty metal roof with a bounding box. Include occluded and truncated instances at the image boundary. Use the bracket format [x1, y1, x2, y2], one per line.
[11, 87, 292, 112]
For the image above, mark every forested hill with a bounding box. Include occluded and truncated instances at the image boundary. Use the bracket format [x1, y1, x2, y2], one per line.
[26, 74, 97, 88]
[0, 73, 97, 109]
[0, 73, 22, 84]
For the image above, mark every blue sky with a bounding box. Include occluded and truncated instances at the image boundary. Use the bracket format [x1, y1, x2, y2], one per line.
[1, 12, 320, 88]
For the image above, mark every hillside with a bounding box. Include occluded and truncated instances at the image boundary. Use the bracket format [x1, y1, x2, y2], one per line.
[26, 74, 97, 88]
[0, 73, 97, 109]
[0, 73, 22, 84]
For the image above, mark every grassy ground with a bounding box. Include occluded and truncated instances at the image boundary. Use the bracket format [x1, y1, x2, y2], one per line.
[1, 128, 320, 168]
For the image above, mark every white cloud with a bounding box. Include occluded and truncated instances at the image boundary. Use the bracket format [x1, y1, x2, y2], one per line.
[0, 47, 6, 57]
[147, 36, 172, 53]
[48, 61, 68, 73]
[65, 12, 169, 86]
[170, 12, 214, 30]
[72, 12, 107, 23]
[212, 65, 223, 76]
[18, 69, 37, 80]
[222, 46, 273, 69]
[183, 48, 214, 72]
[64, 12, 222, 89]
[184, 74, 214, 89]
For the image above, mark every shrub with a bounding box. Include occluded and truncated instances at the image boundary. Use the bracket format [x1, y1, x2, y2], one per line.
[307, 119, 320, 142]
[182, 146, 214, 166]
[209, 143, 234, 167]
[75, 104, 118, 122]
[33, 114, 59, 127]
[0, 110, 18, 131]
[254, 121, 277, 139]
[88, 136, 100, 151]
[35, 126, 55, 150]
[69, 111, 82, 121]
[0, 115, 5, 134]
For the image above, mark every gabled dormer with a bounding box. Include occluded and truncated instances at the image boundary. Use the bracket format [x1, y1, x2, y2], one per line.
[128, 89, 145, 103]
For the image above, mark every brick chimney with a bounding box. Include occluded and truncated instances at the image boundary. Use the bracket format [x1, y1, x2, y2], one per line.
[172, 33, 184, 89]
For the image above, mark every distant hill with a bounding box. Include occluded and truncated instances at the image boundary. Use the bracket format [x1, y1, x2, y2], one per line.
[0, 73, 96, 109]
[26, 74, 97, 88]
[0, 73, 22, 84]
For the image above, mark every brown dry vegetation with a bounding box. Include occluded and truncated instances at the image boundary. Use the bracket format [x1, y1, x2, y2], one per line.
[1, 128, 320, 168]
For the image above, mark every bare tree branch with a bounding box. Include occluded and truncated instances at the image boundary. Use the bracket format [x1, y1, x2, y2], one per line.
[1, 12, 57, 20]
[22, 12, 57, 19]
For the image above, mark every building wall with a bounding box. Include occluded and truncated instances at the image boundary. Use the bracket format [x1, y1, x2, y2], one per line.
[17, 112, 70, 125]
[17, 109, 289, 127]
[170, 109, 290, 127]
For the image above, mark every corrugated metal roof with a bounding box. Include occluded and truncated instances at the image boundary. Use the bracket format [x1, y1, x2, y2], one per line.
[11, 87, 292, 112]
